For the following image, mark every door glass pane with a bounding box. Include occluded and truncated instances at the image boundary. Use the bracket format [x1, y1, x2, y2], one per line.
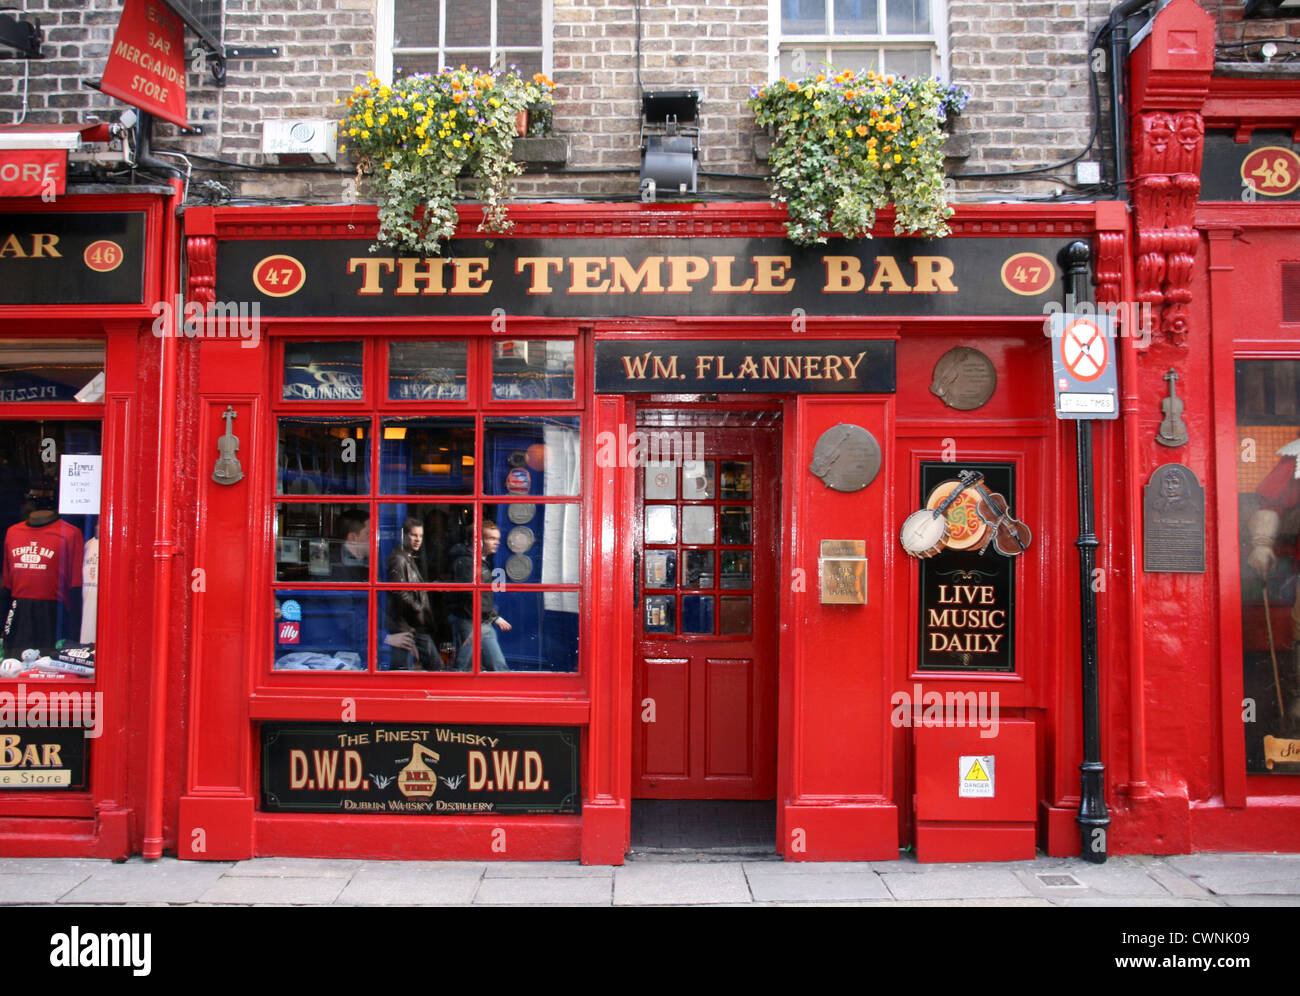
[720, 507, 752, 545]
[645, 461, 677, 500]
[681, 595, 714, 634]
[645, 550, 677, 589]
[278, 418, 370, 495]
[380, 417, 475, 495]
[720, 551, 752, 589]
[720, 461, 752, 499]
[644, 594, 675, 633]
[645, 505, 676, 544]
[388, 340, 468, 400]
[681, 506, 715, 545]
[682, 460, 715, 500]
[283, 341, 364, 401]
[682, 550, 714, 589]
[720, 595, 752, 635]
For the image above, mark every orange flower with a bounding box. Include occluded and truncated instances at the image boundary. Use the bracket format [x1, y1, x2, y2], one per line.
[452, 92, 464, 103]
[844, 90, 856, 100]
[855, 124, 869, 137]
[787, 81, 798, 91]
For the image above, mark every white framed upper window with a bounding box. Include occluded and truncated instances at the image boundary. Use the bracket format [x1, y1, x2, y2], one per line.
[376, 0, 553, 82]
[770, 0, 947, 80]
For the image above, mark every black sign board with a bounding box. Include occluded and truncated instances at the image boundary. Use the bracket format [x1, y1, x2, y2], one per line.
[595, 339, 894, 394]
[917, 462, 1016, 673]
[1201, 129, 1300, 203]
[261, 722, 580, 815]
[0, 724, 90, 791]
[0, 212, 146, 305]
[216, 236, 1066, 319]
[1143, 463, 1206, 573]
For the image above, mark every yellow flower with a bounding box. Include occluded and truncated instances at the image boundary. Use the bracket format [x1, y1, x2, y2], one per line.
[894, 154, 902, 162]
[361, 129, 370, 139]
[453, 139, 462, 147]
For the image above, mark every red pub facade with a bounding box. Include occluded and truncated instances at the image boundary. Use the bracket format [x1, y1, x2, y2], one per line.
[2, 0, 1300, 864]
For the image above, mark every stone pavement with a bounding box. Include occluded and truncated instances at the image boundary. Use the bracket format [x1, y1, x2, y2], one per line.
[2, 851, 1299, 906]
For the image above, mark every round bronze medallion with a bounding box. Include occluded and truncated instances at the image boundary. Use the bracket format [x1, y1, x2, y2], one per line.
[505, 554, 533, 581]
[809, 424, 882, 492]
[930, 347, 997, 411]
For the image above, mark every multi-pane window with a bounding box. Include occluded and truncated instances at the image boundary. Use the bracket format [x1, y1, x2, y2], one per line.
[642, 457, 754, 638]
[776, 0, 944, 80]
[379, 0, 551, 80]
[273, 338, 580, 676]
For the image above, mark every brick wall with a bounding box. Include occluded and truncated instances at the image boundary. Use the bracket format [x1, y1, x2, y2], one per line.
[0, 0, 1224, 207]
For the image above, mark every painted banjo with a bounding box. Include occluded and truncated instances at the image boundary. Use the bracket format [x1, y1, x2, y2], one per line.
[899, 470, 984, 559]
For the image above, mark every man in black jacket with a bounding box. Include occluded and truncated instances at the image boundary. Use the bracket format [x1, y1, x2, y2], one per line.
[385, 516, 438, 670]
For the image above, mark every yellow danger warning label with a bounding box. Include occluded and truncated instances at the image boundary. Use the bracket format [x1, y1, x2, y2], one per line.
[959, 755, 995, 798]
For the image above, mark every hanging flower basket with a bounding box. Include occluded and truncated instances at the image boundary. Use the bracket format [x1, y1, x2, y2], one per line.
[340, 66, 557, 254]
[750, 71, 969, 245]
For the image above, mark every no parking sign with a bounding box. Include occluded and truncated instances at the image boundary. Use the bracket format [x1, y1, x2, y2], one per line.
[1048, 312, 1119, 420]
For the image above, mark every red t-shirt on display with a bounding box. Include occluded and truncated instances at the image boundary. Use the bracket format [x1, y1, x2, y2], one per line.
[2, 517, 83, 604]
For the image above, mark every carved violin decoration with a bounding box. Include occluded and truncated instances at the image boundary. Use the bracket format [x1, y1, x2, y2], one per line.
[212, 405, 244, 485]
[1155, 367, 1189, 448]
[970, 479, 1032, 557]
[900, 470, 983, 559]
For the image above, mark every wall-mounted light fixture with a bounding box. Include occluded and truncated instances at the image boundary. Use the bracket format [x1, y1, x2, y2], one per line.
[639, 90, 699, 201]
[0, 13, 41, 58]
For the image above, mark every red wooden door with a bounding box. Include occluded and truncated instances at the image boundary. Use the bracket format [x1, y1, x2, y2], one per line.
[632, 421, 779, 798]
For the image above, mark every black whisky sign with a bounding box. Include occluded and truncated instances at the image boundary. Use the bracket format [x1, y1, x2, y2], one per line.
[261, 722, 580, 815]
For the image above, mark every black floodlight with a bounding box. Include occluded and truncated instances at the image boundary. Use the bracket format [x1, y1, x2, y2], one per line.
[0, 13, 41, 58]
[1245, 0, 1300, 17]
[639, 90, 700, 199]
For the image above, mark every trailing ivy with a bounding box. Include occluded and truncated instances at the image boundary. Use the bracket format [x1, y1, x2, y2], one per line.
[339, 66, 556, 254]
[751, 70, 969, 244]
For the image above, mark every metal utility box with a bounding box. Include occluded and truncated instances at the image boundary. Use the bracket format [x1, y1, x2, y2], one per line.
[913, 719, 1036, 862]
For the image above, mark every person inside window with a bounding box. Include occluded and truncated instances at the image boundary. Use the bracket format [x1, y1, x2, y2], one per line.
[385, 516, 438, 670]
[332, 508, 369, 581]
[448, 519, 512, 671]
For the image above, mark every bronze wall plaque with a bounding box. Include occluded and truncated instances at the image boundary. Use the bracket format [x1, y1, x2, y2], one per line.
[1143, 463, 1206, 573]
[930, 347, 997, 411]
[809, 424, 881, 492]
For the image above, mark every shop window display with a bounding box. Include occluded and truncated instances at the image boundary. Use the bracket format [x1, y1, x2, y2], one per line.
[272, 338, 580, 675]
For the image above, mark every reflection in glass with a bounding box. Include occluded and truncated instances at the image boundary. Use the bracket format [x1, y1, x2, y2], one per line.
[0, 339, 105, 403]
[377, 503, 473, 583]
[276, 503, 372, 581]
[491, 340, 575, 400]
[681, 595, 714, 634]
[782, 0, 825, 34]
[380, 417, 475, 495]
[645, 505, 677, 544]
[886, 0, 930, 33]
[480, 590, 579, 673]
[388, 340, 468, 400]
[278, 418, 369, 495]
[645, 550, 677, 588]
[721, 507, 752, 545]
[283, 341, 364, 401]
[378, 590, 459, 671]
[683, 550, 715, 589]
[836, 0, 877, 33]
[273, 590, 368, 670]
[484, 416, 581, 496]
[720, 551, 752, 589]
[682, 505, 715, 545]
